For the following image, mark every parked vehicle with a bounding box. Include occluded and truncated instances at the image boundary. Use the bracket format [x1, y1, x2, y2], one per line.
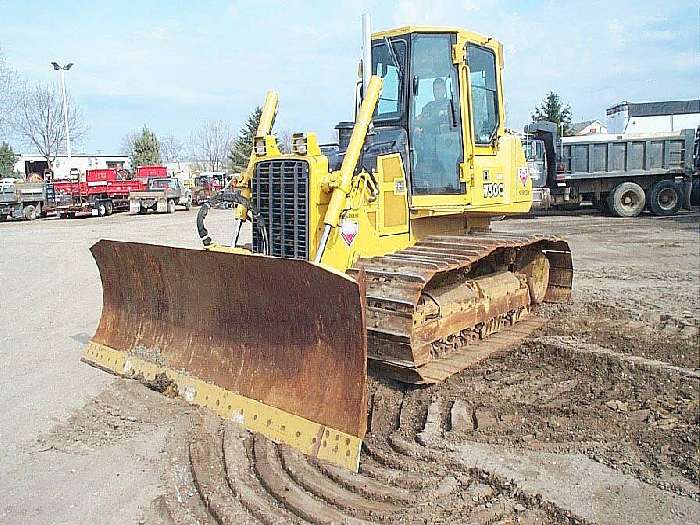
[47, 169, 146, 218]
[0, 178, 46, 221]
[691, 126, 700, 205]
[524, 121, 695, 217]
[129, 178, 192, 214]
[192, 173, 223, 205]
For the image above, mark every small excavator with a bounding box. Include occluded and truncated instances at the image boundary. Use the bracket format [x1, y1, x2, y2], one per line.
[83, 17, 572, 471]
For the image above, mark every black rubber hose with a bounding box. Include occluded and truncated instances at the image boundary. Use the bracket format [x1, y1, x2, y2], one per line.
[197, 201, 212, 246]
[196, 189, 269, 253]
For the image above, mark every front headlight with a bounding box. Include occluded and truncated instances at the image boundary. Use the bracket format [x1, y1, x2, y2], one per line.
[254, 137, 267, 156]
[291, 133, 307, 155]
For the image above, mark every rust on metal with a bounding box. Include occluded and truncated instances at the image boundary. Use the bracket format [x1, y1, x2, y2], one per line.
[88, 240, 368, 438]
[350, 232, 573, 383]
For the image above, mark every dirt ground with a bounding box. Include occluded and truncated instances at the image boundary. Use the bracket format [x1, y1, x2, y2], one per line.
[0, 207, 698, 524]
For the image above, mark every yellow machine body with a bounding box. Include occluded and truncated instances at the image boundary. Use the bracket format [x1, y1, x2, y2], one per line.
[235, 27, 533, 272]
[82, 26, 572, 472]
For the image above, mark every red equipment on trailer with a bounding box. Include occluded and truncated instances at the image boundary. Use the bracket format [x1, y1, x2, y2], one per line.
[47, 169, 147, 218]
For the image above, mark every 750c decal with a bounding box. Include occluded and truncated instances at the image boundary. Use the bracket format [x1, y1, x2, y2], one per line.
[483, 182, 504, 198]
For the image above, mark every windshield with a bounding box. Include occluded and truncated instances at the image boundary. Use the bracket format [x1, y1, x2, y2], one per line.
[150, 179, 176, 190]
[371, 39, 406, 120]
[523, 140, 545, 161]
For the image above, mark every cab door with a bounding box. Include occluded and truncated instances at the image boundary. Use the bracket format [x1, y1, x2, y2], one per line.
[465, 42, 508, 207]
[408, 33, 467, 209]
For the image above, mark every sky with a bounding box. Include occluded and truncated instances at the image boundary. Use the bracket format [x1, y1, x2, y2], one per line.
[1, 0, 698, 154]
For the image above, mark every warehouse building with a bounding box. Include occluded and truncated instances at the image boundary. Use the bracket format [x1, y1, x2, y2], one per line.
[13, 154, 130, 180]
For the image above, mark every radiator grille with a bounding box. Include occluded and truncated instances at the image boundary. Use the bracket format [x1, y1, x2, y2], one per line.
[252, 159, 309, 259]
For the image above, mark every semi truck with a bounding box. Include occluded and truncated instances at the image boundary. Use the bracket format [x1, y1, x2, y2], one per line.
[129, 177, 192, 214]
[47, 168, 146, 218]
[525, 121, 695, 217]
[0, 179, 46, 221]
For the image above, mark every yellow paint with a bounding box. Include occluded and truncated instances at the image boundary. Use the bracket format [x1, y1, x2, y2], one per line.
[234, 90, 279, 221]
[323, 75, 383, 229]
[82, 341, 362, 471]
[227, 28, 532, 275]
[377, 154, 409, 233]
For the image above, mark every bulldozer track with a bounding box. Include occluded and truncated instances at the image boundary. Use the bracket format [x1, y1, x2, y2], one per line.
[349, 231, 573, 383]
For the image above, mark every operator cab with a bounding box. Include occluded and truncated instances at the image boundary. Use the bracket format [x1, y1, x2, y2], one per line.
[363, 28, 501, 198]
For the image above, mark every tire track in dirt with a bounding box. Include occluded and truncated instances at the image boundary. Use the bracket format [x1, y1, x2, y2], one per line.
[142, 300, 698, 524]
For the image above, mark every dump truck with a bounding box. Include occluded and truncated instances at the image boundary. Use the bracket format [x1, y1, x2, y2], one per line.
[525, 121, 695, 217]
[82, 20, 572, 471]
[128, 177, 192, 214]
[0, 178, 46, 220]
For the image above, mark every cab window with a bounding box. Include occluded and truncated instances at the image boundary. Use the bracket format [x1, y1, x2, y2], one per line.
[409, 33, 463, 195]
[372, 40, 406, 120]
[467, 45, 499, 145]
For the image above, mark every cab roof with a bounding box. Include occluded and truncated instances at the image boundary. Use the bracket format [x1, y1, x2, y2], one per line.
[372, 25, 494, 46]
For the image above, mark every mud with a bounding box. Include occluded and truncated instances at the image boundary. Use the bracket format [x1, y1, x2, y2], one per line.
[136, 211, 698, 524]
[3, 208, 698, 524]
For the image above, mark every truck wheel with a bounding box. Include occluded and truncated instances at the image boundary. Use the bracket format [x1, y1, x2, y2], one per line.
[97, 203, 107, 217]
[167, 199, 176, 214]
[607, 182, 646, 217]
[23, 205, 37, 221]
[691, 179, 700, 206]
[105, 201, 114, 216]
[648, 180, 682, 216]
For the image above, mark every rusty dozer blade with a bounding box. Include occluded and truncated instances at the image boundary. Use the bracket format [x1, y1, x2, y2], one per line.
[82, 240, 367, 471]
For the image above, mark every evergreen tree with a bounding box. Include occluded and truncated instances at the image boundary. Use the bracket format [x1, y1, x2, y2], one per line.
[532, 92, 573, 136]
[0, 142, 18, 178]
[228, 107, 262, 172]
[127, 126, 161, 167]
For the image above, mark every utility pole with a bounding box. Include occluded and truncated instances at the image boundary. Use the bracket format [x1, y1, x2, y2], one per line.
[51, 62, 74, 172]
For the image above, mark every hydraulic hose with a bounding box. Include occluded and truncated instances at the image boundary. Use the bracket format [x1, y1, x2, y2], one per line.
[196, 201, 213, 246]
[196, 190, 269, 254]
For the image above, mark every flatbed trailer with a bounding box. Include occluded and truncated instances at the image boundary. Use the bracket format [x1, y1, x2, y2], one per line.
[525, 122, 695, 217]
[47, 169, 146, 218]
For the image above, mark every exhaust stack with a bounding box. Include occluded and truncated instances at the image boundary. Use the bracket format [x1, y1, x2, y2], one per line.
[361, 13, 371, 99]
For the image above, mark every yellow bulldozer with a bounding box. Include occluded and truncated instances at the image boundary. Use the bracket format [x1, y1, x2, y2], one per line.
[83, 19, 572, 472]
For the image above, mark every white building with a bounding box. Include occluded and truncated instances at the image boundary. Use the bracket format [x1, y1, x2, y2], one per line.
[13, 154, 130, 180]
[570, 119, 608, 136]
[606, 100, 700, 134]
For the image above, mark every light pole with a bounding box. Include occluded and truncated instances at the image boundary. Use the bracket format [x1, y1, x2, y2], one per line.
[51, 61, 74, 173]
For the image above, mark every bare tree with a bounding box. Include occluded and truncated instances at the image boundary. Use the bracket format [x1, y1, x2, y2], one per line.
[13, 82, 85, 169]
[0, 50, 24, 139]
[120, 131, 137, 160]
[190, 120, 232, 172]
[159, 135, 185, 164]
[276, 129, 293, 154]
